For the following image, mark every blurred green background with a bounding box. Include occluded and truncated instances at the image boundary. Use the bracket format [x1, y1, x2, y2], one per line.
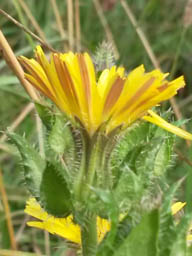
[1, 0, 192, 255]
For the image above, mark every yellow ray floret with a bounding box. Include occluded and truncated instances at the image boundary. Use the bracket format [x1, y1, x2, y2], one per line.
[25, 198, 110, 245]
[25, 199, 191, 245]
[171, 202, 186, 215]
[19, 46, 192, 139]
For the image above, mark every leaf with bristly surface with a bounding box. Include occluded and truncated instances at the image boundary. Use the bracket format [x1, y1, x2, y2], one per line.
[40, 163, 72, 217]
[113, 210, 159, 256]
[7, 132, 46, 197]
[157, 181, 182, 256]
[35, 102, 54, 130]
[170, 213, 191, 256]
[48, 115, 74, 157]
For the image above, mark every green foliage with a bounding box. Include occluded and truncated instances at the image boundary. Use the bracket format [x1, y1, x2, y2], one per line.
[35, 103, 54, 131]
[1, 0, 192, 254]
[48, 114, 75, 166]
[170, 214, 191, 256]
[113, 210, 159, 256]
[97, 183, 192, 256]
[157, 182, 181, 256]
[112, 120, 175, 217]
[40, 163, 72, 217]
[7, 132, 46, 197]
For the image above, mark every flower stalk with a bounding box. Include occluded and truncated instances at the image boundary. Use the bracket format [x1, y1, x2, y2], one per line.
[81, 213, 97, 256]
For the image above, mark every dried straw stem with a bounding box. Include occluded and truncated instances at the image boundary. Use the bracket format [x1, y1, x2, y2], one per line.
[120, 0, 190, 146]
[75, 0, 81, 51]
[0, 9, 56, 52]
[175, 149, 192, 167]
[15, 215, 30, 242]
[0, 103, 34, 143]
[93, 0, 119, 60]
[18, 0, 47, 41]
[35, 113, 45, 158]
[67, 0, 74, 50]
[120, 0, 159, 69]
[0, 250, 38, 256]
[0, 168, 17, 250]
[0, 30, 38, 101]
[183, 0, 192, 28]
[50, 0, 68, 50]
[44, 231, 50, 256]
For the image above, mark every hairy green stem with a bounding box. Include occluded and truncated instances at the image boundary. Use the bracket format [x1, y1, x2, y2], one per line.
[82, 134, 101, 201]
[81, 213, 97, 256]
[73, 131, 87, 201]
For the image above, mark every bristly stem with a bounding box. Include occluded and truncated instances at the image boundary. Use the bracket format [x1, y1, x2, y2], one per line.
[82, 133, 101, 201]
[81, 213, 97, 256]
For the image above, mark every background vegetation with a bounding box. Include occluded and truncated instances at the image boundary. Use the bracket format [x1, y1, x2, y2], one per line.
[1, 0, 192, 255]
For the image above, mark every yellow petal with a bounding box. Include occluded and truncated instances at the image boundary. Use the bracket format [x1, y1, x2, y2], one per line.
[27, 217, 81, 244]
[25, 198, 110, 245]
[143, 110, 192, 140]
[171, 202, 186, 215]
[187, 234, 192, 241]
[20, 47, 191, 138]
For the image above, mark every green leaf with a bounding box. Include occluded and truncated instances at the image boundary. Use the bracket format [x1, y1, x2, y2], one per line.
[157, 181, 182, 256]
[95, 189, 119, 256]
[35, 103, 54, 130]
[7, 132, 46, 197]
[0, 76, 29, 99]
[113, 210, 159, 256]
[187, 245, 192, 256]
[40, 163, 72, 217]
[111, 122, 151, 169]
[154, 134, 174, 176]
[0, 76, 19, 86]
[114, 166, 140, 212]
[98, 214, 133, 256]
[170, 213, 191, 256]
[48, 115, 74, 156]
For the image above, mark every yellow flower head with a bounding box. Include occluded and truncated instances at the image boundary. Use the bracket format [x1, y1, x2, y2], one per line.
[25, 198, 110, 245]
[19, 46, 192, 139]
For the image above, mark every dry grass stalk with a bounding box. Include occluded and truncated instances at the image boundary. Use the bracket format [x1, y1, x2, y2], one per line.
[15, 215, 30, 242]
[44, 231, 50, 256]
[0, 103, 34, 143]
[75, 0, 81, 51]
[0, 250, 38, 256]
[93, 0, 119, 60]
[120, 0, 159, 69]
[50, 0, 68, 51]
[120, 0, 190, 146]
[0, 30, 39, 101]
[175, 148, 192, 167]
[0, 168, 17, 250]
[0, 9, 57, 52]
[67, 0, 74, 50]
[17, 0, 47, 41]
[183, 0, 192, 28]
[35, 113, 45, 157]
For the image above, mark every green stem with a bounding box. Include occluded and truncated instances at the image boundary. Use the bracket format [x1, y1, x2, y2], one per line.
[81, 213, 97, 256]
[82, 134, 101, 200]
[73, 130, 87, 201]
